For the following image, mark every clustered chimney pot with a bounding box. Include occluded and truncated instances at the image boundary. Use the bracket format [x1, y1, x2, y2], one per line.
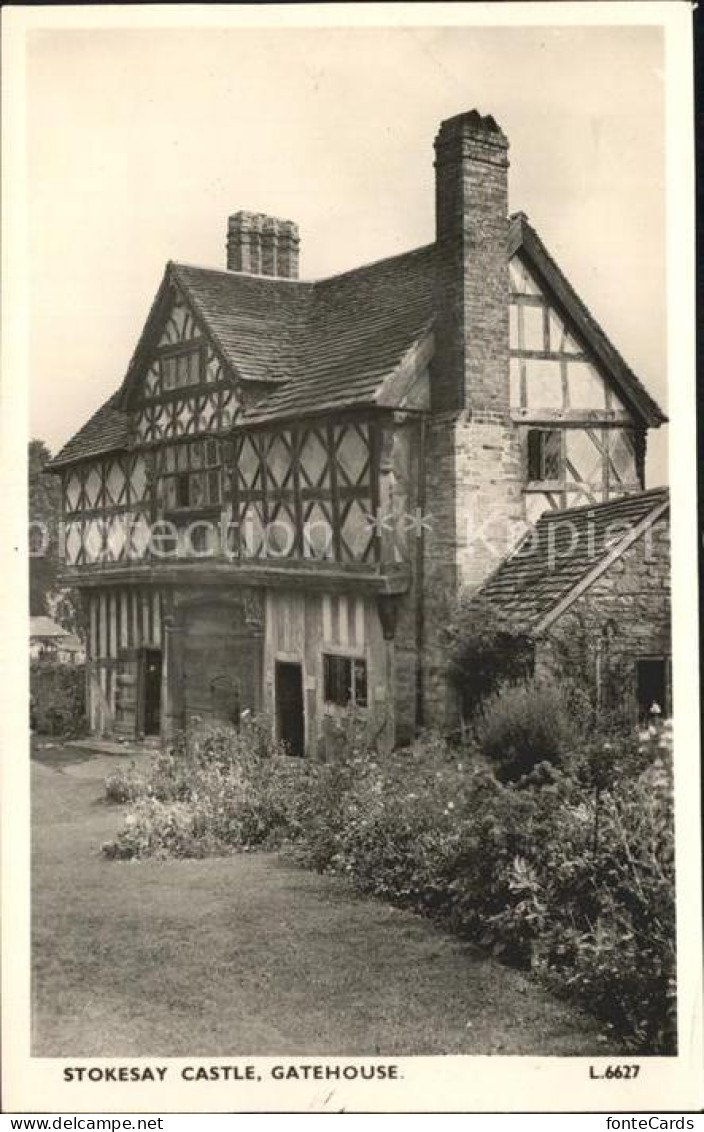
[227, 211, 300, 279]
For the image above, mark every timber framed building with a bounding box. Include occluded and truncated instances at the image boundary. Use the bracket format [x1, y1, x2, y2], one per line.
[49, 110, 668, 752]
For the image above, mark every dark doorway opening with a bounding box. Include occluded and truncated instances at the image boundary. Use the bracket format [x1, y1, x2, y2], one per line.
[275, 661, 305, 756]
[141, 648, 162, 736]
[636, 657, 668, 721]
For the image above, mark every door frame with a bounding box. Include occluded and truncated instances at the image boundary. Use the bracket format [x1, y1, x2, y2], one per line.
[137, 645, 163, 737]
[274, 657, 306, 756]
[634, 654, 671, 721]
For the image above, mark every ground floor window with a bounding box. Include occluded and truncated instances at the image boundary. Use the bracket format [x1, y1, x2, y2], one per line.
[636, 656, 670, 721]
[323, 654, 368, 708]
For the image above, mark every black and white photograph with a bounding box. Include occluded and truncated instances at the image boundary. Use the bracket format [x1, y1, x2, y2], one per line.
[2, 2, 702, 1115]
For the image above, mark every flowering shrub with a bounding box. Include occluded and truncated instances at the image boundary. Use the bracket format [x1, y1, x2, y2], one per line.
[291, 734, 676, 1053]
[102, 717, 305, 858]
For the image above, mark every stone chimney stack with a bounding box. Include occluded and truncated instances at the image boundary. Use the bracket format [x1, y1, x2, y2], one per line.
[227, 211, 300, 279]
[432, 110, 510, 414]
[422, 110, 523, 729]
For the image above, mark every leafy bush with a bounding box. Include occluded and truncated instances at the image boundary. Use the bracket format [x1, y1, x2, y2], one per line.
[474, 679, 572, 781]
[30, 661, 86, 736]
[446, 594, 534, 718]
[289, 732, 676, 1053]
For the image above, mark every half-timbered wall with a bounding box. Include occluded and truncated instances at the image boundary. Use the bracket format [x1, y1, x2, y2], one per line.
[85, 588, 164, 734]
[62, 454, 152, 567]
[263, 589, 389, 755]
[132, 297, 240, 445]
[230, 417, 418, 566]
[232, 419, 380, 564]
[509, 255, 642, 521]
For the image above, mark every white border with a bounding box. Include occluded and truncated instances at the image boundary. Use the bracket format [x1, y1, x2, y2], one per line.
[2, 2, 701, 1114]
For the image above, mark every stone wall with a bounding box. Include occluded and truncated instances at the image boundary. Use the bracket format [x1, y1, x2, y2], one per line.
[535, 516, 671, 718]
[421, 409, 525, 729]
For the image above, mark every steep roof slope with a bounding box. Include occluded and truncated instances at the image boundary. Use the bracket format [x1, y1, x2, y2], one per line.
[243, 245, 436, 423]
[480, 487, 670, 631]
[49, 395, 129, 469]
[170, 262, 309, 386]
[48, 213, 665, 467]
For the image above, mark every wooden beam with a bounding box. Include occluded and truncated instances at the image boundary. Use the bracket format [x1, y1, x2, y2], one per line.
[58, 559, 412, 596]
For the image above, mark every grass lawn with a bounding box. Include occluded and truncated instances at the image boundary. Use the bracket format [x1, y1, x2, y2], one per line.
[32, 741, 614, 1057]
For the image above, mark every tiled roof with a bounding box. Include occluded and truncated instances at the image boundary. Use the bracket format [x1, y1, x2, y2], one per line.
[170, 262, 309, 386]
[29, 616, 80, 642]
[49, 395, 130, 469]
[481, 487, 670, 630]
[30, 616, 64, 637]
[48, 212, 665, 466]
[242, 245, 436, 423]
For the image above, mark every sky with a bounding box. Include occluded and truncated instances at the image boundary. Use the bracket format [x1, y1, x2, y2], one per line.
[27, 22, 668, 483]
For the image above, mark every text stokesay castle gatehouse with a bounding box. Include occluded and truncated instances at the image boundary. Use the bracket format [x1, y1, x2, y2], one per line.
[48, 110, 670, 753]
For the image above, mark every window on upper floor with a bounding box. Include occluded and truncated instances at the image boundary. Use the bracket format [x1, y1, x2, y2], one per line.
[157, 438, 222, 510]
[527, 428, 562, 483]
[160, 347, 202, 392]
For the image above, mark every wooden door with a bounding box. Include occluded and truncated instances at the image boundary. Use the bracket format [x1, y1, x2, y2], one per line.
[275, 661, 305, 756]
[636, 657, 668, 722]
[142, 648, 162, 736]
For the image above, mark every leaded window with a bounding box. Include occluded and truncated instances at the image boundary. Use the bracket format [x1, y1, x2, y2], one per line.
[156, 439, 222, 511]
[323, 654, 368, 708]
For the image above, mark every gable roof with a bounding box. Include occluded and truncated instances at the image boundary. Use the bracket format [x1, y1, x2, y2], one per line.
[48, 212, 665, 467]
[29, 616, 81, 647]
[508, 213, 667, 427]
[480, 486, 670, 632]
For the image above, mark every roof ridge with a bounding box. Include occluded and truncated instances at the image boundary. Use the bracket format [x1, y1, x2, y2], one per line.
[170, 260, 313, 288]
[171, 245, 435, 289]
[536, 485, 669, 523]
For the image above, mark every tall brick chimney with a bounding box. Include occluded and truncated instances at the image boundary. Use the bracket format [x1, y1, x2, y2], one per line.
[432, 110, 510, 413]
[227, 211, 300, 278]
[422, 110, 523, 729]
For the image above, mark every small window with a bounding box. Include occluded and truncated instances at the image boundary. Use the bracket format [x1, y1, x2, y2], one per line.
[160, 348, 200, 391]
[175, 472, 190, 508]
[527, 429, 562, 482]
[208, 470, 222, 505]
[190, 524, 213, 555]
[323, 654, 368, 708]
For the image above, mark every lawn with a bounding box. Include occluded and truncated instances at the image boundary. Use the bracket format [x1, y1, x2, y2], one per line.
[32, 741, 614, 1057]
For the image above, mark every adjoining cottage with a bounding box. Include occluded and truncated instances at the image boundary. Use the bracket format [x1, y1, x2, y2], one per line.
[47, 109, 668, 752]
[29, 616, 85, 665]
[480, 488, 671, 722]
